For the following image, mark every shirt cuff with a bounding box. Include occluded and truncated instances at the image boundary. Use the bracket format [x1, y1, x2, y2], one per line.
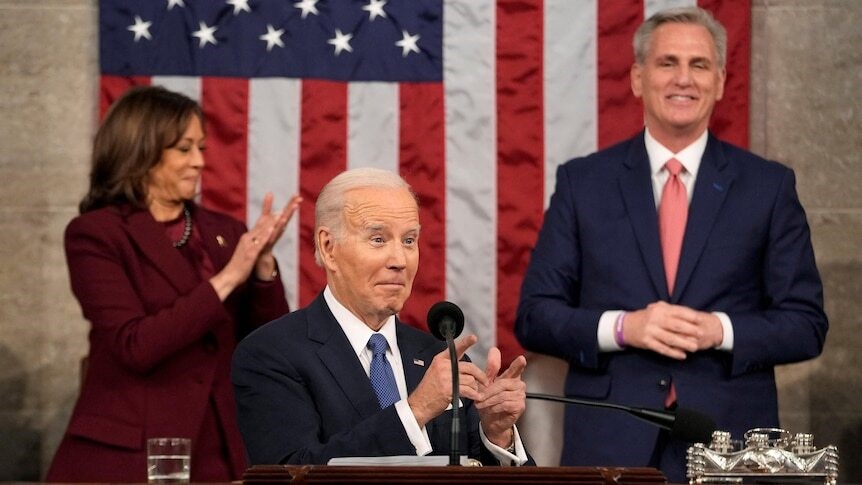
[395, 399, 432, 456]
[713, 311, 734, 351]
[479, 425, 528, 466]
[597, 310, 625, 352]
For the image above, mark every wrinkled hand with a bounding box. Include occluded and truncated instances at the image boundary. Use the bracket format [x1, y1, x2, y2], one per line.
[475, 347, 526, 448]
[624, 301, 723, 359]
[407, 335, 488, 428]
[209, 193, 302, 300]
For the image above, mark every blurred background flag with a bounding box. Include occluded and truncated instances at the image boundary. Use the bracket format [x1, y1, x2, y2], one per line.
[99, 0, 749, 365]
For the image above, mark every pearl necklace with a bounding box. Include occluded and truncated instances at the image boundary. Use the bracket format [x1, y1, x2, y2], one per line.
[173, 205, 192, 248]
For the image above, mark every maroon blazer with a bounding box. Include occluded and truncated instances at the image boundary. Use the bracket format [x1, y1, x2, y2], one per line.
[47, 203, 290, 482]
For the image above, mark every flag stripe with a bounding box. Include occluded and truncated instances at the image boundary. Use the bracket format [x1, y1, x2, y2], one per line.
[496, 0, 544, 361]
[399, 82, 447, 330]
[298, 80, 347, 307]
[248, 78, 302, 310]
[442, 0, 498, 361]
[200, 78, 249, 222]
[646, 0, 696, 18]
[597, 0, 644, 149]
[702, 0, 750, 148]
[100, 75, 149, 118]
[152, 76, 202, 103]
[348, 83, 399, 171]
[543, 0, 598, 205]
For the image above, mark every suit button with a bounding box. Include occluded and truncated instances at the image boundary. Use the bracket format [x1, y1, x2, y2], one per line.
[658, 379, 669, 389]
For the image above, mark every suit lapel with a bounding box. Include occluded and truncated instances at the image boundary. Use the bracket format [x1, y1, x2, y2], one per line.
[123, 207, 199, 294]
[673, 134, 735, 301]
[396, 323, 435, 394]
[308, 295, 382, 417]
[192, 205, 234, 272]
[618, 135, 668, 299]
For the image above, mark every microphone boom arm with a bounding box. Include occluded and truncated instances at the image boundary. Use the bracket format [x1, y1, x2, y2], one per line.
[525, 392, 714, 443]
[526, 392, 660, 423]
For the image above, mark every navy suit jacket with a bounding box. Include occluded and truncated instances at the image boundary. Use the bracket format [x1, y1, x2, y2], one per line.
[233, 293, 525, 466]
[515, 132, 827, 477]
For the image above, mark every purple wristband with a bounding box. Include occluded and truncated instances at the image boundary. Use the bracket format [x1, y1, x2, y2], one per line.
[614, 312, 627, 348]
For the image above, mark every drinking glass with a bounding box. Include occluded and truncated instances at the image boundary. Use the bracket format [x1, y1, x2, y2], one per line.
[147, 437, 190, 484]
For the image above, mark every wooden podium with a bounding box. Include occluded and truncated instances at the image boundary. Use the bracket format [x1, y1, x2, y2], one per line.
[243, 464, 667, 484]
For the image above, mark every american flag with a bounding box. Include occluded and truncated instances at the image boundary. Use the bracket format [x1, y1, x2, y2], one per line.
[99, 0, 750, 365]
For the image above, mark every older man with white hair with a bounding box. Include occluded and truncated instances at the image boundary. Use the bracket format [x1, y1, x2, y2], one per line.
[233, 167, 532, 467]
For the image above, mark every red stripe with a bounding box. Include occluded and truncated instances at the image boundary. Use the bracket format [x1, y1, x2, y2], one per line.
[298, 80, 348, 307]
[597, 0, 644, 149]
[496, 0, 543, 364]
[398, 82, 446, 332]
[200, 78, 249, 221]
[701, 0, 750, 148]
[99, 75, 150, 120]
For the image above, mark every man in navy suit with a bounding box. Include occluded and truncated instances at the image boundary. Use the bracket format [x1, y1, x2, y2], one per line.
[233, 167, 531, 467]
[515, 6, 827, 483]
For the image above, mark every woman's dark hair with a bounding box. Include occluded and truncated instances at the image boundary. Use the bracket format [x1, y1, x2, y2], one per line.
[79, 86, 203, 213]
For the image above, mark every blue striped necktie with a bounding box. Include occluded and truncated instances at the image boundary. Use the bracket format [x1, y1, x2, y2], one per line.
[367, 334, 400, 409]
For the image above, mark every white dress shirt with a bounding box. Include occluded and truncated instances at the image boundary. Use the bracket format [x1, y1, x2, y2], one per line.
[596, 129, 734, 352]
[323, 286, 527, 465]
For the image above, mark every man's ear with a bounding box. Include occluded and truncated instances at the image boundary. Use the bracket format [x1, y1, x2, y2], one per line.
[631, 63, 643, 98]
[715, 67, 726, 101]
[317, 226, 338, 272]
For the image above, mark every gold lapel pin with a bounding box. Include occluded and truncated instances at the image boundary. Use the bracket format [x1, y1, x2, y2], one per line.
[216, 235, 226, 247]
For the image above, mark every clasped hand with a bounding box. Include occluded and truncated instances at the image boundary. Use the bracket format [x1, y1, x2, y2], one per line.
[623, 301, 724, 360]
[209, 192, 302, 301]
[407, 335, 527, 449]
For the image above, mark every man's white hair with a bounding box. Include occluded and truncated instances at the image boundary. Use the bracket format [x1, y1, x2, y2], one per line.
[314, 167, 416, 266]
[634, 6, 727, 70]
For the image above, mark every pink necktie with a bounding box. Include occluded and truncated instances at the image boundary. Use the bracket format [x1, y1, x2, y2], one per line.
[658, 158, 687, 295]
[658, 158, 686, 409]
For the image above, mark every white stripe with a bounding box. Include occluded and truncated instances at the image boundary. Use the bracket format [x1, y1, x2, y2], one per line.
[151, 76, 201, 102]
[543, 0, 598, 209]
[645, 0, 698, 19]
[520, 2, 600, 468]
[348, 82, 399, 172]
[247, 78, 302, 310]
[443, 0, 497, 367]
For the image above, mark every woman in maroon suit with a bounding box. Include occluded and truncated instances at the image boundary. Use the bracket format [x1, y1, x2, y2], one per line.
[47, 86, 301, 481]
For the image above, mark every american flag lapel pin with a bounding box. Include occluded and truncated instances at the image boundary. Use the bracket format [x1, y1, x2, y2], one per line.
[413, 358, 425, 367]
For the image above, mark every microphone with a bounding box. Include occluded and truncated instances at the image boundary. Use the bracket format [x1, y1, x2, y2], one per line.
[427, 301, 465, 341]
[426, 301, 466, 466]
[526, 392, 715, 444]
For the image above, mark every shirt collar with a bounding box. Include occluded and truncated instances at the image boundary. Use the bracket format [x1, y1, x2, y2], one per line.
[644, 128, 708, 178]
[324, 285, 397, 359]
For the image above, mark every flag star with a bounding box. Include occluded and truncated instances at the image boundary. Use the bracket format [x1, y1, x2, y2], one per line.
[259, 24, 285, 51]
[362, 0, 387, 21]
[327, 29, 353, 56]
[294, 0, 319, 19]
[227, 0, 251, 15]
[395, 30, 420, 57]
[127, 15, 152, 42]
[192, 21, 218, 48]
[166, 0, 185, 10]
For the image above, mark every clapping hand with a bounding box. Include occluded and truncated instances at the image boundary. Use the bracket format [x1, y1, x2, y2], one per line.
[475, 347, 527, 449]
